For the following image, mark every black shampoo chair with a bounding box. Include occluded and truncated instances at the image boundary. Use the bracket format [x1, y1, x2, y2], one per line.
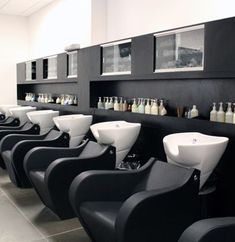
[0, 122, 40, 169]
[69, 159, 200, 242]
[178, 217, 235, 242]
[0, 117, 20, 127]
[1, 129, 69, 187]
[24, 140, 116, 219]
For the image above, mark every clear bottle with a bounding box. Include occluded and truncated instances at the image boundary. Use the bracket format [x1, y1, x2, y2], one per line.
[233, 104, 235, 124]
[151, 99, 158, 115]
[145, 99, 151, 114]
[225, 102, 233, 123]
[119, 97, 123, 111]
[190, 105, 199, 118]
[97, 97, 104, 109]
[217, 102, 225, 123]
[41, 94, 45, 103]
[138, 98, 145, 113]
[131, 98, 138, 113]
[114, 97, 120, 111]
[122, 99, 127, 112]
[210, 103, 217, 122]
[159, 100, 167, 116]
[73, 96, 78, 105]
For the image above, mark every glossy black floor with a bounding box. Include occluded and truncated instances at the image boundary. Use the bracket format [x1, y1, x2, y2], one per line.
[0, 169, 91, 242]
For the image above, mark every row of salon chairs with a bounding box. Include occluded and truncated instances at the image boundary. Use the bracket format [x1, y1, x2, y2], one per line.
[0, 104, 234, 241]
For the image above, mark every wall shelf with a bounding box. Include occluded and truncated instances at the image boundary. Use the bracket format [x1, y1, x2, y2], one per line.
[17, 100, 79, 113]
[18, 79, 77, 85]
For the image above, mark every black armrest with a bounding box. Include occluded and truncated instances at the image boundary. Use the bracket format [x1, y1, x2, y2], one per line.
[0, 131, 49, 152]
[0, 118, 20, 127]
[24, 139, 89, 172]
[178, 217, 235, 242]
[12, 132, 69, 164]
[45, 144, 116, 216]
[0, 123, 39, 140]
[69, 158, 156, 211]
[115, 169, 200, 242]
[8, 132, 69, 187]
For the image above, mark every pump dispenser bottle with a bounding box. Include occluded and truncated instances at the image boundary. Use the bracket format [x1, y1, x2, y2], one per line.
[145, 99, 151, 114]
[131, 98, 138, 113]
[97, 97, 104, 109]
[122, 99, 128, 112]
[114, 97, 120, 111]
[151, 100, 158, 115]
[217, 102, 225, 123]
[159, 100, 167, 116]
[233, 104, 235, 124]
[119, 97, 123, 111]
[108, 97, 114, 109]
[104, 97, 109, 109]
[225, 102, 233, 123]
[190, 105, 199, 118]
[138, 98, 145, 113]
[210, 103, 217, 122]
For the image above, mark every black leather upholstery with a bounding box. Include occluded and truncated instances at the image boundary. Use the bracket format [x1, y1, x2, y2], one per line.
[0, 117, 20, 127]
[0, 113, 5, 121]
[178, 217, 235, 242]
[24, 140, 116, 219]
[1, 129, 69, 187]
[0, 122, 40, 169]
[69, 158, 200, 242]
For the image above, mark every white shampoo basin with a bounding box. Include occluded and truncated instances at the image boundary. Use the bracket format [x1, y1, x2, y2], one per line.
[163, 132, 228, 188]
[27, 110, 59, 134]
[53, 114, 93, 147]
[9, 106, 36, 124]
[0, 105, 20, 117]
[90, 121, 141, 167]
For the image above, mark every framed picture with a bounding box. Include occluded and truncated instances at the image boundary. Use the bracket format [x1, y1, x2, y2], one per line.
[154, 25, 204, 72]
[101, 39, 131, 75]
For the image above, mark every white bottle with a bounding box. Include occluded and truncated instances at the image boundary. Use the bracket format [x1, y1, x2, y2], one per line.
[225, 102, 233, 123]
[138, 98, 145, 114]
[104, 97, 109, 110]
[131, 98, 138, 113]
[97, 97, 104, 109]
[56, 96, 61, 104]
[44, 94, 48, 103]
[217, 102, 225, 123]
[151, 100, 158, 115]
[210, 103, 217, 122]
[190, 105, 199, 118]
[114, 97, 120, 111]
[108, 97, 114, 109]
[145, 99, 151, 114]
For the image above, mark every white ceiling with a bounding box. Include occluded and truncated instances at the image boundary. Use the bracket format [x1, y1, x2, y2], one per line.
[0, 0, 55, 16]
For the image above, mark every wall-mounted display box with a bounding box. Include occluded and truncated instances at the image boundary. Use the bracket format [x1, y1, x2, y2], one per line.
[25, 61, 36, 80]
[101, 39, 132, 75]
[67, 51, 78, 78]
[43, 55, 57, 79]
[154, 25, 204, 72]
